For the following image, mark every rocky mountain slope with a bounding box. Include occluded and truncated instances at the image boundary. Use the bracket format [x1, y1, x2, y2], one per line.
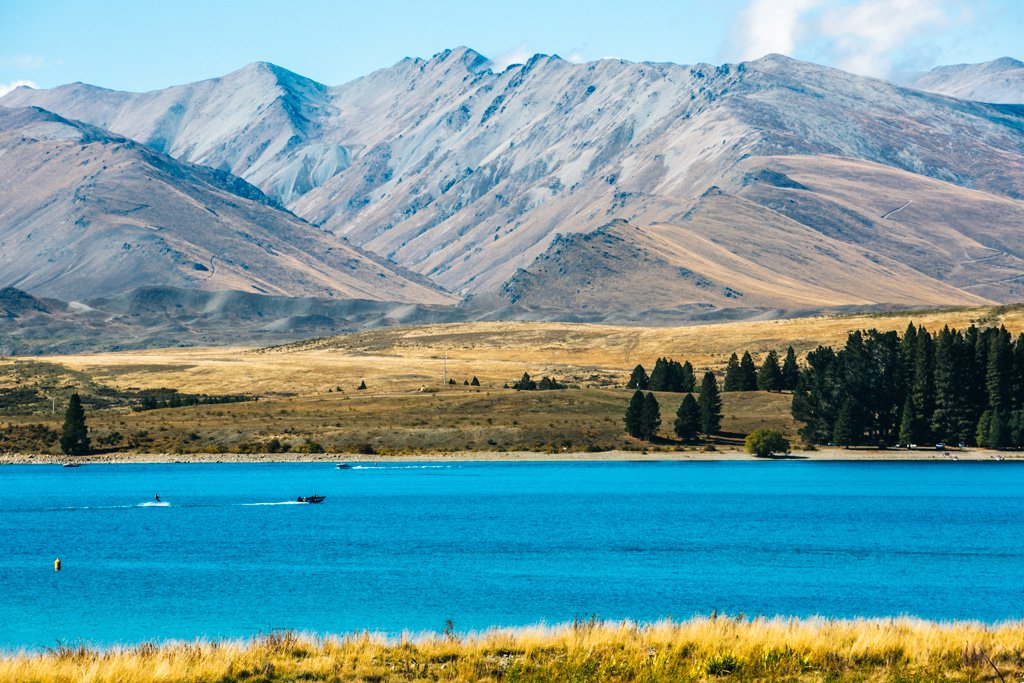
[0, 106, 453, 303]
[0, 286, 467, 354]
[3, 50, 1024, 322]
[905, 57, 1024, 103]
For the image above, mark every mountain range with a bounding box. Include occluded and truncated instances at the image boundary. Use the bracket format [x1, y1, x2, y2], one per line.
[2, 48, 1023, 347]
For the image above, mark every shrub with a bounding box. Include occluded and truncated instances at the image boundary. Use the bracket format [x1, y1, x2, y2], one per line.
[745, 428, 790, 457]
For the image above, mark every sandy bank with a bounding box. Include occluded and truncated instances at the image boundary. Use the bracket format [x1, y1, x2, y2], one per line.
[0, 448, 1017, 465]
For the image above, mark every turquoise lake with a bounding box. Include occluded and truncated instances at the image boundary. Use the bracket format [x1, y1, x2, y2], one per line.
[0, 460, 1022, 648]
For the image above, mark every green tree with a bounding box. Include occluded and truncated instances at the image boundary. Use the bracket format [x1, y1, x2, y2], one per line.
[723, 353, 742, 392]
[679, 361, 697, 393]
[745, 428, 790, 457]
[757, 350, 783, 392]
[931, 326, 971, 444]
[470, 376, 480, 386]
[986, 327, 1014, 413]
[698, 371, 722, 435]
[782, 346, 800, 391]
[976, 410, 992, 448]
[626, 364, 649, 390]
[357, 380, 367, 390]
[791, 346, 842, 445]
[641, 392, 661, 440]
[899, 394, 919, 446]
[911, 328, 935, 442]
[537, 376, 565, 390]
[648, 358, 669, 391]
[739, 352, 758, 391]
[512, 372, 537, 390]
[988, 409, 1011, 449]
[832, 398, 859, 448]
[59, 393, 90, 455]
[624, 390, 645, 438]
[674, 394, 701, 442]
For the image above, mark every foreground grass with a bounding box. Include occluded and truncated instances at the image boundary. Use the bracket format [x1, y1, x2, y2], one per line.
[4, 617, 1023, 682]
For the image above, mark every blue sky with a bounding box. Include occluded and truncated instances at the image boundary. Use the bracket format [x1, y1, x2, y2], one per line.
[1, 0, 1021, 94]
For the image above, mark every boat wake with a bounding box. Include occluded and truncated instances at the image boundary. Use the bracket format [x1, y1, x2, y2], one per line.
[138, 501, 170, 507]
[239, 501, 306, 506]
[350, 464, 456, 470]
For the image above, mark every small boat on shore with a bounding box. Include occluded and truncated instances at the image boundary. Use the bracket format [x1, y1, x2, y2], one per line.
[297, 495, 326, 504]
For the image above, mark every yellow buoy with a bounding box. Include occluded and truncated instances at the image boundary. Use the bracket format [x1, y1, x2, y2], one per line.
[54, 558, 61, 572]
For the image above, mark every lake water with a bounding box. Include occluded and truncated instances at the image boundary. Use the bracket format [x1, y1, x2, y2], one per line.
[0, 460, 1022, 648]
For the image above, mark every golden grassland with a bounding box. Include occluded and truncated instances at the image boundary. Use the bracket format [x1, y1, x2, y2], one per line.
[3, 617, 1023, 682]
[0, 385, 796, 455]
[1, 305, 1022, 455]
[26, 306, 1024, 396]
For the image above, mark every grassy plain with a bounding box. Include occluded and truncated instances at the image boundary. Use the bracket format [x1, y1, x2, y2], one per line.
[2, 306, 1022, 455]
[3, 617, 1023, 682]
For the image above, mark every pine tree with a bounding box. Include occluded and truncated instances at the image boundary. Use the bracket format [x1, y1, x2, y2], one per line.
[698, 371, 722, 435]
[911, 328, 935, 442]
[648, 358, 669, 391]
[723, 353, 742, 392]
[680, 361, 696, 393]
[986, 327, 1013, 413]
[899, 394, 917, 446]
[470, 376, 480, 386]
[626, 364, 649, 390]
[739, 351, 758, 391]
[782, 347, 800, 391]
[832, 398, 859, 448]
[674, 394, 701, 442]
[757, 350, 783, 392]
[976, 410, 992, 448]
[641, 393, 661, 440]
[1013, 334, 1024, 410]
[931, 326, 970, 444]
[666, 360, 685, 392]
[59, 393, 90, 455]
[513, 372, 537, 390]
[357, 380, 367, 390]
[791, 346, 841, 445]
[988, 409, 1011, 450]
[624, 390, 645, 438]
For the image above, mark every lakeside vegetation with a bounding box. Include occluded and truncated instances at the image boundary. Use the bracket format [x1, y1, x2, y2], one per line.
[3, 307, 1024, 456]
[4, 617, 1023, 682]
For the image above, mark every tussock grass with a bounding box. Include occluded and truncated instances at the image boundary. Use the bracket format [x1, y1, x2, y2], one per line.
[4, 617, 1024, 682]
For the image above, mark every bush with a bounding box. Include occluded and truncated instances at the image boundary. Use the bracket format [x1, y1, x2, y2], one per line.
[745, 428, 790, 458]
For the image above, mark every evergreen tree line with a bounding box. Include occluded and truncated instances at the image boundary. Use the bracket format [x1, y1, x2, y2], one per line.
[133, 389, 253, 412]
[723, 348, 799, 392]
[625, 371, 722, 442]
[793, 324, 1024, 449]
[511, 372, 566, 390]
[627, 358, 696, 392]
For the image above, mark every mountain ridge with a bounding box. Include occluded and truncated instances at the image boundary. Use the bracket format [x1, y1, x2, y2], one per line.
[3, 50, 1024, 326]
[0, 105, 454, 304]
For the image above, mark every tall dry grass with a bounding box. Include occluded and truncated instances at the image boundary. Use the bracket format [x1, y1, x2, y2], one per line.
[3, 616, 1023, 682]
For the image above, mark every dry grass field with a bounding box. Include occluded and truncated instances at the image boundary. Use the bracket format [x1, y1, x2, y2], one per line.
[2, 305, 1021, 455]
[3, 617, 1023, 683]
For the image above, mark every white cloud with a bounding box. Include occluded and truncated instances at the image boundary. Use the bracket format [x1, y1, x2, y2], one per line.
[0, 80, 37, 97]
[730, 0, 969, 78]
[490, 43, 535, 72]
[820, 0, 961, 76]
[733, 0, 824, 61]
